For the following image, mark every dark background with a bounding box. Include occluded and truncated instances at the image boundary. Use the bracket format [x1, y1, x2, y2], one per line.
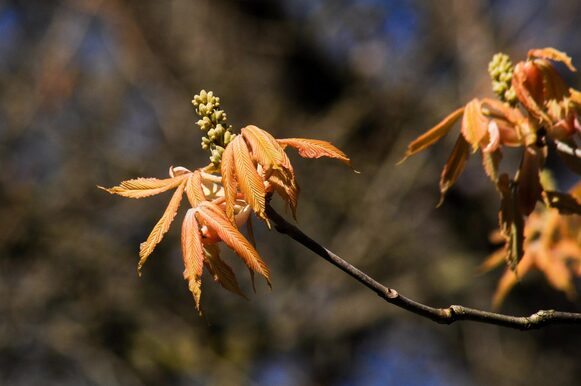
[1, 0, 580, 385]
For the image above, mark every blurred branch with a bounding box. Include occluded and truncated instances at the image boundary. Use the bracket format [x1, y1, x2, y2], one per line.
[265, 204, 581, 330]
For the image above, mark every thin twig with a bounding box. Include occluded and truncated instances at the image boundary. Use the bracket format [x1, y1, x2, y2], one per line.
[265, 204, 581, 330]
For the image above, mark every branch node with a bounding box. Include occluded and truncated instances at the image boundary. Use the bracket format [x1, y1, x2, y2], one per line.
[385, 288, 398, 299]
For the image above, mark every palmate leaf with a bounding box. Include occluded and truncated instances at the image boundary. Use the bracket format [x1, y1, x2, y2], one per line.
[528, 47, 576, 72]
[497, 174, 525, 270]
[185, 170, 206, 207]
[203, 244, 246, 298]
[277, 138, 353, 168]
[268, 169, 299, 219]
[437, 134, 470, 207]
[461, 99, 488, 152]
[197, 202, 271, 286]
[492, 252, 535, 310]
[242, 125, 289, 174]
[516, 147, 543, 216]
[481, 149, 502, 183]
[398, 107, 464, 164]
[232, 135, 267, 221]
[138, 180, 186, 274]
[181, 208, 204, 312]
[512, 62, 552, 124]
[99, 175, 187, 198]
[543, 191, 581, 215]
[220, 139, 238, 223]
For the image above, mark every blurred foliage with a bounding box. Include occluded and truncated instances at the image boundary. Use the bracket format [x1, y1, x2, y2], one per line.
[1, 0, 581, 385]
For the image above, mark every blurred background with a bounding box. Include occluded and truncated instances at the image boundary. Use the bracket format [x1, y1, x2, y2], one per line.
[1, 0, 580, 385]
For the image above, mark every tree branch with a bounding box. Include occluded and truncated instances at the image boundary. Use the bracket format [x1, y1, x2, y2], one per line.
[265, 204, 581, 330]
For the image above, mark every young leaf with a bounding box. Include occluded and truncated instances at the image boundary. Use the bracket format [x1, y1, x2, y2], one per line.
[528, 47, 576, 72]
[185, 170, 206, 207]
[138, 181, 186, 273]
[516, 147, 543, 216]
[268, 169, 299, 219]
[492, 253, 534, 310]
[181, 208, 204, 311]
[437, 134, 470, 207]
[232, 135, 267, 221]
[543, 191, 581, 215]
[203, 244, 246, 298]
[398, 107, 464, 164]
[242, 125, 288, 174]
[461, 99, 488, 152]
[497, 174, 525, 270]
[220, 141, 238, 223]
[99, 176, 187, 199]
[481, 149, 502, 183]
[197, 202, 271, 286]
[512, 62, 552, 124]
[277, 138, 353, 168]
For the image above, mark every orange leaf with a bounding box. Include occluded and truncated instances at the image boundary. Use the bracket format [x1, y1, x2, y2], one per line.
[516, 147, 543, 216]
[497, 174, 525, 270]
[203, 244, 246, 299]
[277, 138, 353, 168]
[197, 202, 271, 286]
[481, 149, 502, 183]
[528, 47, 576, 72]
[242, 125, 289, 174]
[232, 135, 267, 221]
[268, 169, 299, 219]
[220, 141, 238, 223]
[185, 170, 206, 207]
[138, 181, 186, 273]
[99, 175, 187, 199]
[537, 249, 576, 299]
[398, 107, 464, 164]
[461, 99, 488, 152]
[437, 134, 470, 207]
[512, 62, 552, 124]
[543, 191, 581, 215]
[492, 252, 534, 309]
[181, 208, 204, 311]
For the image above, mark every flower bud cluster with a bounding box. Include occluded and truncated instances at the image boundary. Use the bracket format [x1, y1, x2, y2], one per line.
[192, 90, 236, 168]
[489, 53, 517, 106]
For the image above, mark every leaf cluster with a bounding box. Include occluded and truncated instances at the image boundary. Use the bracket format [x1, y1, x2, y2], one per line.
[400, 48, 581, 305]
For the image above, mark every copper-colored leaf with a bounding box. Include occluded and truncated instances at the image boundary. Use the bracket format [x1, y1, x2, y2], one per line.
[269, 169, 299, 219]
[203, 244, 246, 298]
[536, 249, 576, 299]
[99, 175, 186, 199]
[220, 141, 238, 223]
[497, 174, 525, 270]
[543, 191, 581, 215]
[481, 149, 502, 183]
[480, 246, 508, 273]
[242, 125, 288, 174]
[277, 138, 353, 168]
[516, 147, 543, 216]
[492, 252, 534, 309]
[232, 135, 267, 221]
[461, 99, 488, 152]
[181, 208, 204, 311]
[398, 107, 464, 164]
[437, 134, 470, 207]
[185, 170, 206, 207]
[528, 47, 576, 72]
[197, 202, 271, 285]
[512, 62, 552, 123]
[138, 181, 186, 273]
